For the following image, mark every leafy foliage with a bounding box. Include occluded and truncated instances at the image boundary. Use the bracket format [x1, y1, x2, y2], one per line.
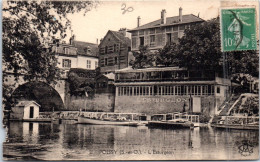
[156, 43, 179, 67]
[178, 18, 222, 71]
[2, 1, 97, 110]
[129, 45, 155, 69]
[130, 17, 259, 78]
[3, 1, 97, 83]
[67, 69, 96, 97]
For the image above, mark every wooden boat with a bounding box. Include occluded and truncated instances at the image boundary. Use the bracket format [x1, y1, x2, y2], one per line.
[148, 119, 194, 129]
[77, 116, 139, 126]
[9, 118, 52, 122]
[211, 123, 259, 130]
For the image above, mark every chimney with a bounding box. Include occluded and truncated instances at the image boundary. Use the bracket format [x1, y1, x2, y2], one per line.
[161, 9, 166, 24]
[119, 28, 127, 36]
[96, 38, 98, 45]
[179, 7, 183, 22]
[69, 35, 75, 45]
[137, 16, 141, 27]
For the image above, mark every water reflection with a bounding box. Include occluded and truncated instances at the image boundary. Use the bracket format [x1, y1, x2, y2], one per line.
[4, 122, 259, 160]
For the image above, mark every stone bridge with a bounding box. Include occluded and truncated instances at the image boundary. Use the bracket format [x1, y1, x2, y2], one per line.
[4, 73, 67, 112]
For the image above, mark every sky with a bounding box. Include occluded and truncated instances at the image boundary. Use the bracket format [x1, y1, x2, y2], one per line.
[65, 0, 259, 44]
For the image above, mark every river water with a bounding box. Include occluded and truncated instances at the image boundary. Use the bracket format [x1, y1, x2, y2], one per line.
[3, 121, 259, 160]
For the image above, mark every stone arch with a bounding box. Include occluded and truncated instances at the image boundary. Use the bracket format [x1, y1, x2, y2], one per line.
[11, 81, 65, 112]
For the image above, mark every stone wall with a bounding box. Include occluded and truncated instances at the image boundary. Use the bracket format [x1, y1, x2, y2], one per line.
[115, 95, 216, 115]
[66, 93, 115, 112]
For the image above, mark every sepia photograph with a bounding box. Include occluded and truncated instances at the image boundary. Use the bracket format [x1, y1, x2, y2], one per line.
[2, 0, 259, 160]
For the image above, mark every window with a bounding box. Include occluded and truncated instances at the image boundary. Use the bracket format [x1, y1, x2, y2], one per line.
[105, 46, 108, 54]
[139, 37, 144, 46]
[105, 58, 108, 66]
[173, 32, 178, 42]
[86, 60, 91, 69]
[166, 26, 172, 32]
[62, 59, 71, 68]
[179, 25, 185, 30]
[65, 48, 70, 54]
[132, 37, 137, 49]
[95, 61, 98, 69]
[167, 33, 172, 43]
[139, 30, 144, 35]
[150, 35, 155, 46]
[217, 86, 220, 93]
[132, 31, 138, 36]
[156, 28, 162, 33]
[114, 57, 118, 64]
[149, 28, 155, 34]
[114, 44, 117, 52]
[173, 26, 178, 31]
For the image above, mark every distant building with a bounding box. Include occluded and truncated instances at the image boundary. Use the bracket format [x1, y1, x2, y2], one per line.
[10, 101, 40, 120]
[128, 8, 204, 51]
[51, 36, 99, 105]
[98, 29, 131, 74]
[114, 67, 231, 115]
[53, 36, 99, 73]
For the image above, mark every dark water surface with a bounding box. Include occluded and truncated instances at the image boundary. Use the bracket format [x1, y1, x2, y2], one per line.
[3, 121, 259, 160]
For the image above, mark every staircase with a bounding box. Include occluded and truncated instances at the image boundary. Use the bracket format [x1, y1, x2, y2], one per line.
[209, 94, 241, 124]
[219, 94, 240, 116]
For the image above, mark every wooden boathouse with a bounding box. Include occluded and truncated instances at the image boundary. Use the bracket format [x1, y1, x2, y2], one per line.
[114, 67, 231, 115]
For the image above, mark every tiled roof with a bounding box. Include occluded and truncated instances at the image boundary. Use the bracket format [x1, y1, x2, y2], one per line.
[73, 41, 98, 57]
[129, 14, 204, 31]
[110, 31, 131, 46]
[16, 100, 40, 107]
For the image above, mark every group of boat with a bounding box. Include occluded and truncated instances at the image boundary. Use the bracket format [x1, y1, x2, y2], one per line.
[77, 113, 259, 130]
[77, 114, 195, 128]
[9, 111, 259, 130]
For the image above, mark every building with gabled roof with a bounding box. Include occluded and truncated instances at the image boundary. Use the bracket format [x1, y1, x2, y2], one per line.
[128, 8, 204, 51]
[98, 29, 131, 74]
[52, 36, 99, 72]
[10, 100, 40, 120]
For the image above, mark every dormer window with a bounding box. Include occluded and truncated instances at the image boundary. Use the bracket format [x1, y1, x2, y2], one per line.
[84, 47, 88, 53]
[65, 48, 70, 54]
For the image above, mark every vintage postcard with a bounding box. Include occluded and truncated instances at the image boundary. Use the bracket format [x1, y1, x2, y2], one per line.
[2, 0, 259, 160]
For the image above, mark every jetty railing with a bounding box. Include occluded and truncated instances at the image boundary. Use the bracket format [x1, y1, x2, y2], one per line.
[223, 116, 259, 125]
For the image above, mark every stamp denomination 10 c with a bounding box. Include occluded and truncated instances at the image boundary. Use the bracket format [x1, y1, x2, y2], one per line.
[220, 7, 257, 52]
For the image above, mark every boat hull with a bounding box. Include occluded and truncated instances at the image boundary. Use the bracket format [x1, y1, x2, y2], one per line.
[148, 121, 194, 129]
[211, 124, 259, 130]
[9, 118, 52, 122]
[77, 116, 139, 126]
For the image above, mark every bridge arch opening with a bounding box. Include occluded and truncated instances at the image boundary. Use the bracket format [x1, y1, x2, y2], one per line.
[11, 81, 65, 112]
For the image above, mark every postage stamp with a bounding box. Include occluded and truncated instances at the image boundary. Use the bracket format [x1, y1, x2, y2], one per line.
[220, 7, 257, 52]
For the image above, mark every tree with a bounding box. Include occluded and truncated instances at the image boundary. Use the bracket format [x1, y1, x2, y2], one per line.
[67, 68, 96, 97]
[129, 45, 155, 69]
[130, 17, 258, 80]
[178, 17, 258, 78]
[2, 1, 98, 109]
[178, 18, 222, 72]
[156, 42, 179, 67]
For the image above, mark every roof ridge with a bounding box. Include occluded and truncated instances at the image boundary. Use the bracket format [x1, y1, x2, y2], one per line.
[74, 40, 97, 45]
[129, 14, 204, 31]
